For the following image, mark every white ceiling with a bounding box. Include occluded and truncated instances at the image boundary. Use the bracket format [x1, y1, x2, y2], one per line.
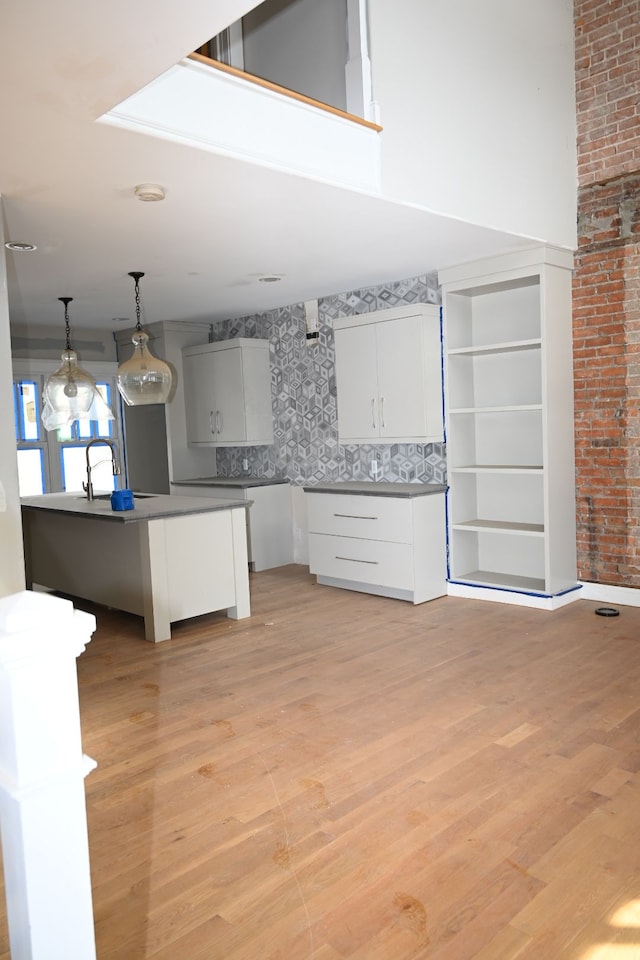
[1, 0, 530, 334]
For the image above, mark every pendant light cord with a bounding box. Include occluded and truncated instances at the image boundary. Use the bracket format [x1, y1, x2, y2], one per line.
[59, 296, 73, 350]
[128, 271, 144, 332]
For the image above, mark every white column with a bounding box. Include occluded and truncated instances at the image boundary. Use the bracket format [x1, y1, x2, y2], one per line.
[227, 21, 245, 71]
[345, 0, 377, 122]
[0, 590, 97, 960]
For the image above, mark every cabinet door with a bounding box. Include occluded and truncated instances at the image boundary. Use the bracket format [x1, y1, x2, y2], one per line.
[209, 349, 247, 443]
[335, 323, 379, 441]
[183, 340, 273, 447]
[240, 346, 275, 445]
[183, 352, 216, 442]
[376, 315, 431, 440]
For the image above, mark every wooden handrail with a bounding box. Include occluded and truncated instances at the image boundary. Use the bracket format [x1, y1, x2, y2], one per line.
[187, 52, 382, 132]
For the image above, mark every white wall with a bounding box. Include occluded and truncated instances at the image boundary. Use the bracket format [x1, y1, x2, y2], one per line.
[242, 0, 348, 111]
[368, 0, 577, 250]
[0, 199, 26, 595]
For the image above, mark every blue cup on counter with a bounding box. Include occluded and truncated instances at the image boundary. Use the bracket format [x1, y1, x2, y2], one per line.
[111, 488, 134, 511]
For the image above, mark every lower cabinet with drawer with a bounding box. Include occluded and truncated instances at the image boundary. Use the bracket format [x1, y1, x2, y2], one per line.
[304, 483, 447, 604]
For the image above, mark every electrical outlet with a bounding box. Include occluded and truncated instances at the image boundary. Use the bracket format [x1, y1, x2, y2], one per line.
[370, 459, 379, 478]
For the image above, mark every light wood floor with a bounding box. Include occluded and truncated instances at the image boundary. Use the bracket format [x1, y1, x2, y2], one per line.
[2, 565, 640, 959]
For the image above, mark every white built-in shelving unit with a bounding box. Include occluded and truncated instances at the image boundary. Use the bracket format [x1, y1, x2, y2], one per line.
[439, 246, 579, 608]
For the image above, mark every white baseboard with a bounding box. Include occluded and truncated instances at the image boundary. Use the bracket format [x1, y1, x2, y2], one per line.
[578, 581, 640, 608]
[447, 579, 640, 610]
[447, 581, 582, 610]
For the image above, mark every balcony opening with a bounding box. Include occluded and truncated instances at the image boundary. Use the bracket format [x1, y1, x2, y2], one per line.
[193, 0, 380, 132]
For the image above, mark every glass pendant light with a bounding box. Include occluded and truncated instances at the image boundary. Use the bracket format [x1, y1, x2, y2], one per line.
[116, 271, 172, 405]
[41, 297, 115, 431]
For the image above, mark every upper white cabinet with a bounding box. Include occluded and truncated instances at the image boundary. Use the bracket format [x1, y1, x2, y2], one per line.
[440, 246, 578, 606]
[334, 304, 443, 444]
[182, 338, 273, 447]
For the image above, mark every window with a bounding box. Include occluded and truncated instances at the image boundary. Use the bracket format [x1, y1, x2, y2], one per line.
[12, 363, 125, 497]
[14, 378, 48, 495]
[56, 383, 119, 494]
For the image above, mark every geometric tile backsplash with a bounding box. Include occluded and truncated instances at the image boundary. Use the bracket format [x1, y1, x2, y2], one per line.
[215, 272, 446, 486]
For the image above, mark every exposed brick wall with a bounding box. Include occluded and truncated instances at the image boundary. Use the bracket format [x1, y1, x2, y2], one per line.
[573, 0, 640, 585]
[575, 0, 640, 185]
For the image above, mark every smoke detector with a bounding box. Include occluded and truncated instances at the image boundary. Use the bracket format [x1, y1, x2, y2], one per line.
[134, 183, 166, 202]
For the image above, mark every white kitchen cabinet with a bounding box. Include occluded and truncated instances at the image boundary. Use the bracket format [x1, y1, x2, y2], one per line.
[305, 483, 447, 604]
[182, 338, 273, 446]
[333, 304, 443, 444]
[440, 245, 578, 607]
[170, 479, 292, 571]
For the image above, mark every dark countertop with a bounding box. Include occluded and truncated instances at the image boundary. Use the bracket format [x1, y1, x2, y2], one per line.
[171, 476, 288, 489]
[302, 482, 447, 498]
[21, 492, 249, 524]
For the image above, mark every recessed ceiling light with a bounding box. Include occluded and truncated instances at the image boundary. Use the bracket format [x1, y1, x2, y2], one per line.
[5, 241, 37, 252]
[258, 274, 284, 283]
[134, 183, 166, 202]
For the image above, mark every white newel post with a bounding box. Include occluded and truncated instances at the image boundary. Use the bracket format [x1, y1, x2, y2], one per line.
[0, 590, 97, 960]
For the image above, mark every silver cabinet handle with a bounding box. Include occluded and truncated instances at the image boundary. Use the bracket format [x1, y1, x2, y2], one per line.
[371, 397, 377, 429]
[216, 410, 222, 434]
[333, 513, 378, 520]
[380, 396, 385, 428]
[209, 411, 215, 435]
[335, 556, 379, 565]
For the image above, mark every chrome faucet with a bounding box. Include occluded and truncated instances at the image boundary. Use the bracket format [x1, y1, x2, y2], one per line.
[83, 438, 121, 501]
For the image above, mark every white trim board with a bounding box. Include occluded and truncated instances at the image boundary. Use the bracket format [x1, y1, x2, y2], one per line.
[578, 581, 640, 608]
[447, 579, 640, 610]
[447, 581, 582, 611]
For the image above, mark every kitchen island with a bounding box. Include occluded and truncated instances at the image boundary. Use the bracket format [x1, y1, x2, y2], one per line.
[21, 493, 251, 642]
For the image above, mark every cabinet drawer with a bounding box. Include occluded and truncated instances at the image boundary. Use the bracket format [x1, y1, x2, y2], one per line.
[306, 493, 412, 543]
[308, 533, 414, 589]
